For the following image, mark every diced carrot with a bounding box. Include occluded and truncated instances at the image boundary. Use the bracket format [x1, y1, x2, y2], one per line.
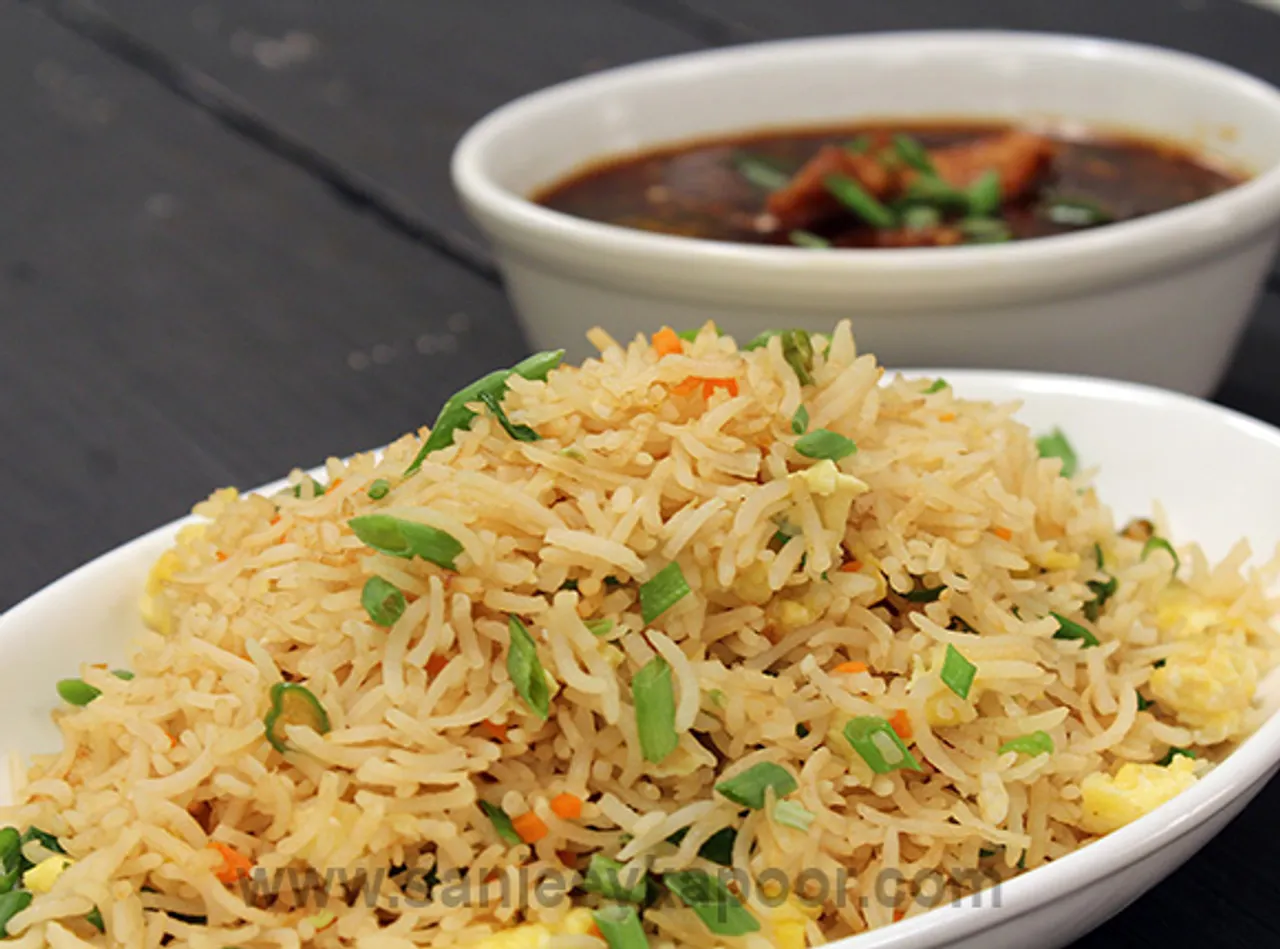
[425, 655, 449, 677]
[91, 663, 107, 670]
[702, 377, 738, 398]
[512, 810, 549, 845]
[549, 793, 583, 820]
[215, 551, 228, 562]
[210, 842, 253, 884]
[480, 720, 508, 742]
[270, 515, 282, 526]
[329, 479, 343, 491]
[893, 908, 906, 923]
[672, 377, 702, 396]
[938, 412, 957, 422]
[167, 732, 179, 749]
[839, 560, 863, 573]
[833, 661, 869, 674]
[588, 922, 604, 941]
[992, 526, 1013, 541]
[652, 327, 683, 357]
[890, 709, 913, 741]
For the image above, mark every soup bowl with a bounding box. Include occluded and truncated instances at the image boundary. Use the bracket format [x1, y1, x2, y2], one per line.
[452, 31, 1280, 396]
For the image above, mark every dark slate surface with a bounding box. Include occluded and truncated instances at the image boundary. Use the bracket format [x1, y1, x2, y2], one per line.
[5, 0, 1280, 945]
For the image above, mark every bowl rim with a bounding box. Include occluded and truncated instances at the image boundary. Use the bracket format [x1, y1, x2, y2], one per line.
[452, 30, 1280, 305]
[5, 368, 1280, 946]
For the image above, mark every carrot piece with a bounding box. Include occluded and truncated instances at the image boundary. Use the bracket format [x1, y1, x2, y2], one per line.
[890, 709, 913, 741]
[480, 720, 508, 742]
[838, 560, 863, 573]
[167, 732, 179, 749]
[833, 661, 868, 674]
[329, 479, 343, 491]
[425, 654, 449, 677]
[215, 551, 228, 562]
[893, 908, 906, 923]
[270, 515, 282, 526]
[992, 526, 1013, 541]
[210, 842, 253, 884]
[588, 922, 604, 940]
[701, 377, 739, 398]
[938, 412, 957, 422]
[652, 327, 683, 357]
[672, 377, 702, 396]
[512, 810, 549, 844]
[549, 792, 583, 820]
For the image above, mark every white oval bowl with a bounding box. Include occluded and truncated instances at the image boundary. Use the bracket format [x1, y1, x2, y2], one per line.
[4, 373, 1280, 948]
[452, 31, 1280, 396]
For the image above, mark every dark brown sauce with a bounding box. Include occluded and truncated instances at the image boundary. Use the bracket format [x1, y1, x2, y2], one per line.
[533, 121, 1245, 248]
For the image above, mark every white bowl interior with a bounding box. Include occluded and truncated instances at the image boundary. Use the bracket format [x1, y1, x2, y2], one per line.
[476, 33, 1280, 197]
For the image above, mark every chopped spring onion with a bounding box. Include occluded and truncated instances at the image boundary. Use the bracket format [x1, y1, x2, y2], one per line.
[892, 134, 935, 175]
[0, 829, 18, 873]
[959, 217, 1013, 243]
[1045, 197, 1114, 227]
[966, 170, 1002, 217]
[676, 325, 721, 342]
[56, 679, 101, 706]
[924, 378, 948, 394]
[478, 390, 540, 442]
[844, 717, 922, 774]
[20, 828, 63, 857]
[0, 891, 32, 937]
[1051, 612, 1100, 648]
[1035, 428, 1078, 479]
[794, 429, 857, 461]
[263, 683, 331, 753]
[791, 405, 810, 435]
[901, 204, 941, 231]
[85, 907, 105, 933]
[781, 329, 815, 386]
[507, 616, 551, 720]
[632, 657, 678, 764]
[902, 174, 970, 211]
[715, 762, 798, 810]
[732, 153, 790, 191]
[696, 826, 737, 866]
[593, 904, 648, 949]
[348, 515, 464, 571]
[582, 855, 649, 903]
[292, 477, 326, 498]
[663, 870, 760, 936]
[823, 174, 897, 228]
[1158, 746, 1197, 767]
[361, 576, 406, 627]
[999, 730, 1054, 757]
[585, 618, 615, 637]
[479, 801, 522, 846]
[903, 584, 946, 604]
[1154, 658, 1167, 669]
[1084, 574, 1118, 622]
[773, 799, 816, 832]
[789, 229, 830, 248]
[1137, 692, 1154, 712]
[845, 135, 873, 154]
[639, 562, 691, 624]
[1095, 543, 1105, 568]
[741, 330, 779, 351]
[940, 644, 977, 700]
[1141, 537, 1181, 574]
[112, 670, 134, 681]
[405, 350, 564, 474]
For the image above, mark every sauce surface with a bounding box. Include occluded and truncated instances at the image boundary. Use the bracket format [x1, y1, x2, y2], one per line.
[534, 122, 1244, 248]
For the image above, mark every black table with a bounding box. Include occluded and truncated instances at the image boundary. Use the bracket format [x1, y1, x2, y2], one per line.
[4, 0, 1279, 944]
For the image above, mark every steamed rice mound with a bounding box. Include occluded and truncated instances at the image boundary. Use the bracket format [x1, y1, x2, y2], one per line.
[4, 321, 1279, 948]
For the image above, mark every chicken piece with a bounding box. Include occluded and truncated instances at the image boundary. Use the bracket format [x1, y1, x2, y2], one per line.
[910, 131, 1057, 202]
[766, 144, 894, 231]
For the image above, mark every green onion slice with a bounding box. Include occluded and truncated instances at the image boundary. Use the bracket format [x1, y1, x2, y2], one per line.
[772, 799, 816, 832]
[479, 800, 522, 846]
[1141, 537, 1180, 574]
[1045, 197, 1114, 227]
[999, 730, 1054, 757]
[1157, 746, 1196, 767]
[264, 683, 331, 753]
[940, 644, 977, 700]
[844, 717, 922, 774]
[966, 170, 1002, 217]
[903, 585, 946, 604]
[789, 229, 830, 248]
[585, 618, 615, 638]
[365, 479, 391, 501]
[582, 855, 648, 903]
[663, 870, 760, 936]
[924, 378, 948, 394]
[732, 153, 791, 191]
[892, 134, 935, 175]
[348, 515, 464, 571]
[781, 329, 815, 386]
[632, 657, 678, 764]
[592, 904, 648, 949]
[478, 390, 541, 442]
[695, 826, 736, 866]
[1051, 612, 1100, 648]
[507, 616, 551, 720]
[0, 829, 18, 876]
[85, 907, 105, 933]
[20, 828, 64, 857]
[715, 761, 798, 810]
[902, 174, 970, 210]
[361, 576, 406, 628]
[1035, 428, 1078, 478]
[1136, 692, 1154, 712]
[823, 174, 897, 228]
[959, 218, 1012, 243]
[791, 405, 810, 435]
[901, 205, 941, 231]
[639, 562, 691, 624]
[111, 670, 134, 681]
[1084, 574, 1118, 622]
[845, 135, 873, 154]
[57, 679, 101, 707]
[292, 477, 326, 498]
[0, 891, 32, 938]
[742, 330, 780, 351]
[794, 429, 857, 461]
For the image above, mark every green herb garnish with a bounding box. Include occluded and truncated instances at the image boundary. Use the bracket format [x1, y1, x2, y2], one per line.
[592, 904, 648, 949]
[845, 135, 873, 154]
[1141, 537, 1180, 574]
[263, 683, 331, 753]
[965, 170, 1002, 217]
[789, 229, 830, 248]
[1137, 692, 1154, 712]
[772, 800, 816, 832]
[507, 616, 551, 720]
[583, 855, 649, 903]
[361, 576, 406, 627]
[781, 329, 815, 386]
[892, 134, 935, 174]
[366, 479, 390, 500]
[585, 619, 615, 637]
[56, 679, 102, 707]
[639, 562, 691, 624]
[1051, 612, 1099, 648]
[348, 515, 464, 570]
[633, 657, 678, 764]
[794, 429, 857, 461]
[479, 801, 522, 846]
[904, 585, 946, 604]
[0, 892, 32, 937]
[1036, 428, 1078, 479]
[959, 218, 1013, 243]
[924, 378, 948, 394]
[664, 870, 760, 936]
[844, 716, 922, 774]
[478, 390, 541, 442]
[1045, 197, 1114, 227]
[901, 205, 942, 231]
[733, 153, 791, 191]
[791, 405, 810, 435]
[823, 174, 897, 228]
[1157, 747, 1196, 767]
[940, 644, 976, 700]
[999, 731, 1054, 757]
[715, 762, 798, 810]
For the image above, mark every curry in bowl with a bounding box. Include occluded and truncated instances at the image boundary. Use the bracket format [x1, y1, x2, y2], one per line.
[534, 122, 1244, 248]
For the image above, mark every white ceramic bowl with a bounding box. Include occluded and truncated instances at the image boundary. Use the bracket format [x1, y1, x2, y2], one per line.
[452, 31, 1280, 397]
[4, 372, 1280, 948]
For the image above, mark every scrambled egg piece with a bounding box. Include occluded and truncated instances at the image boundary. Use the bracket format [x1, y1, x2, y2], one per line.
[733, 561, 774, 605]
[909, 649, 978, 727]
[140, 548, 182, 635]
[1150, 644, 1257, 743]
[1155, 587, 1243, 640]
[1078, 754, 1199, 834]
[787, 460, 871, 537]
[23, 855, 72, 894]
[1036, 551, 1080, 572]
[762, 897, 817, 949]
[472, 908, 596, 949]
